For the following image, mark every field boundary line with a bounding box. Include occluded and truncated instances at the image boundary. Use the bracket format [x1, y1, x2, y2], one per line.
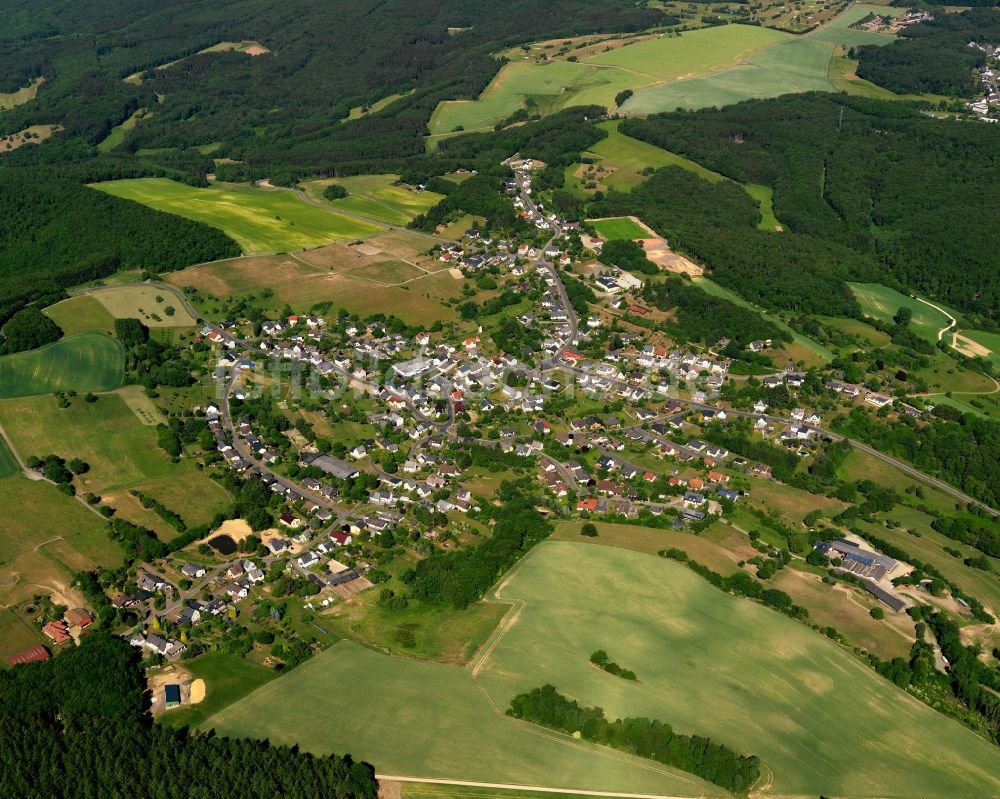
[377, 775, 708, 799]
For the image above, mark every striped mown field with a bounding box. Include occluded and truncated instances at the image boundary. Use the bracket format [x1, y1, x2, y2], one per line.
[0, 333, 124, 398]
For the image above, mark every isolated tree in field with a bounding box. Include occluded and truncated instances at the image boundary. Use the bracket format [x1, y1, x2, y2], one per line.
[870, 607, 885, 620]
[894, 306, 912, 327]
[581, 522, 598, 537]
[323, 183, 349, 200]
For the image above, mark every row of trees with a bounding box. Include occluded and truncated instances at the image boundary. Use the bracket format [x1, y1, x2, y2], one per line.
[508, 684, 761, 792]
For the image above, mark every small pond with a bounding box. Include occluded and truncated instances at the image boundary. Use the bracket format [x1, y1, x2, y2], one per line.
[208, 534, 237, 555]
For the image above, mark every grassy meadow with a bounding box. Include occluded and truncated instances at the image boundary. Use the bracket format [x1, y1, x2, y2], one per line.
[0, 333, 124, 399]
[0, 393, 188, 495]
[848, 282, 952, 344]
[0, 475, 124, 611]
[300, 175, 443, 226]
[0, 435, 19, 478]
[44, 296, 117, 337]
[92, 179, 384, 254]
[586, 24, 790, 78]
[88, 285, 198, 327]
[0, 76, 44, 110]
[204, 542, 1000, 797]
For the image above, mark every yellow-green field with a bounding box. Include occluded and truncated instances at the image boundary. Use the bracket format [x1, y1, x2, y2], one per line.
[299, 175, 443, 226]
[204, 542, 1000, 797]
[44, 297, 117, 337]
[90, 285, 197, 327]
[91, 179, 384, 254]
[0, 76, 44, 110]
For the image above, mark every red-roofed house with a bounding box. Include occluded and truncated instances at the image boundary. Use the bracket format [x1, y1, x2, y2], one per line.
[577, 497, 598, 512]
[42, 620, 70, 644]
[707, 470, 729, 484]
[689, 478, 704, 491]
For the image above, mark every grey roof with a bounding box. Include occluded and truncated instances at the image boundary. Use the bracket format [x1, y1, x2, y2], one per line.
[308, 454, 359, 480]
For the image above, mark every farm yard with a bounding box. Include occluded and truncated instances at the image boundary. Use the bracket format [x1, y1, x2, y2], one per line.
[299, 175, 444, 226]
[203, 542, 1000, 798]
[0, 333, 124, 399]
[91, 179, 384, 254]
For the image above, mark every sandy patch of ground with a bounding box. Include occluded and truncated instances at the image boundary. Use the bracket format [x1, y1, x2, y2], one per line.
[147, 665, 192, 716]
[640, 237, 703, 276]
[1, 124, 62, 153]
[448, 267, 464, 279]
[243, 44, 269, 57]
[952, 332, 991, 359]
[189, 678, 206, 703]
[214, 518, 253, 540]
[377, 779, 402, 799]
[350, 242, 382, 257]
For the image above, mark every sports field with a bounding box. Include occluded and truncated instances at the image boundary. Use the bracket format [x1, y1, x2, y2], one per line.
[300, 175, 443, 226]
[848, 282, 952, 344]
[589, 216, 649, 240]
[0, 333, 124, 399]
[205, 542, 1000, 797]
[91, 179, 384, 254]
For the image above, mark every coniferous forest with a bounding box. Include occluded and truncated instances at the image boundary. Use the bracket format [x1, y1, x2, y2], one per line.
[0, 632, 378, 799]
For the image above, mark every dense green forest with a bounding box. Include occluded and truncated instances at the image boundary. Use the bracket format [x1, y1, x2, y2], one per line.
[857, 9, 1000, 96]
[617, 95, 1000, 323]
[0, 0, 662, 177]
[507, 684, 761, 792]
[0, 168, 238, 325]
[0, 632, 377, 799]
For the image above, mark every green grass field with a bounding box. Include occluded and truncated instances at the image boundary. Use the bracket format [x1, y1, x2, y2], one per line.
[300, 175, 443, 226]
[0, 393, 190, 494]
[0, 333, 124, 399]
[44, 296, 117, 337]
[96, 107, 151, 153]
[0, 435, 18, 478]
[848, 282, 952, 344]
[0, 607, 46, 663]
[744, 183, 781, 231]
[622, 36, 834, 114]
[429, 60, 642, 136]
[589, 216, 649, 240]
[566, 120, 726, 194]
[91, 179, 384, 254]
[0, 76, 44, 110]
[159, 653, 278, 729]
[205, 542, 1000, 797]
[953, 328, 1000, 369]
[0, 475, 124, 609]
[586, 25, 790, 78]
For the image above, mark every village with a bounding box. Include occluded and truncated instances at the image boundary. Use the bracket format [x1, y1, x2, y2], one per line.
[67, 154, 957, 683]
